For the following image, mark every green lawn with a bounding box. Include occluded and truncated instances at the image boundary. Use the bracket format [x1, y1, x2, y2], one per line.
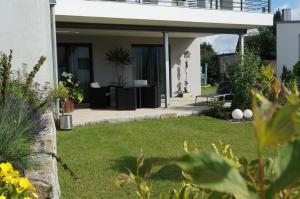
[201, 86, 217, 95]
[57, 116, 271, 199]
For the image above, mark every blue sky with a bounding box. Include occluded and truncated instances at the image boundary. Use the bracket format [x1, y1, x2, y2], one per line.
[202, 0, 300, 54]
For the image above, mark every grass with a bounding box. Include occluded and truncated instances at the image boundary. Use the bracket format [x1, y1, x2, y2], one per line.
[201, 86, 217, 95]
[57, 116, 274, 199]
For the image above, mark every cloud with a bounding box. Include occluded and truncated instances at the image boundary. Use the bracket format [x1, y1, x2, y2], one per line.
[200, 35, 239, 54]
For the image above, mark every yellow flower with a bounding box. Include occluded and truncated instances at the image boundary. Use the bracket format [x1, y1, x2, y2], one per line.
[19, 178, 33, 190]
[23, 197, 32, 199]
[4, 175, 18, 184]
[0, 162, 13, 174]
[0, 194, 6, 199]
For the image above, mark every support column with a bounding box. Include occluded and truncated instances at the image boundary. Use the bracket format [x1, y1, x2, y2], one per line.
[163, 32, 170, 108]
[240, 34, 245, 56]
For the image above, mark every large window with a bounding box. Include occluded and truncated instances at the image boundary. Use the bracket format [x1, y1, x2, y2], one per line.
[57, 43, 93, 102]
[132, 45, 171, 95]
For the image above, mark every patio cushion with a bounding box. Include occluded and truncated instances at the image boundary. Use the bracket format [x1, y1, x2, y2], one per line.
[90, 82, 101, 88]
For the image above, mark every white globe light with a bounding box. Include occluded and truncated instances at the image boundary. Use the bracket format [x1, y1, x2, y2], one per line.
[243, 109, 253, 119]
[232, 109, 243, 120]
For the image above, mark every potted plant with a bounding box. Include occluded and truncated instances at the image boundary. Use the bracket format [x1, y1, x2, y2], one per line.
[105, 48, 133, 87]
[60, 72, 84, 113]
[52, 84, 73, 130]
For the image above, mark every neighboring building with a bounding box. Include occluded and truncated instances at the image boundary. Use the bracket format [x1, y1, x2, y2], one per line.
[0, 0, 273, 107]
[277, 9, 300, 77]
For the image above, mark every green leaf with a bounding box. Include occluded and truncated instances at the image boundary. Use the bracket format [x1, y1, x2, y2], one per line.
[252, 91, 300, 149]
[172, 152, 250, 199]
[266, 139, 300, 198]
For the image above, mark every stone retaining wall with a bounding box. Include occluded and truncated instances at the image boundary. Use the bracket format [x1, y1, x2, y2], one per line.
[26, 113, 60, 199]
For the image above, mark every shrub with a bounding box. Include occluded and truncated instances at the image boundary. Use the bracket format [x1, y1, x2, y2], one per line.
[0, 100, 45, 171]
[60, 72, 83, 104]
[207, 98, 228, 119]
[259, 65, 275, 98]
[230, 49, 261, 110]
[0, 51, 48, 171]
[281, 65, 295, 83]
[292, 61, 300, 77]
[0, 162, 38, 198]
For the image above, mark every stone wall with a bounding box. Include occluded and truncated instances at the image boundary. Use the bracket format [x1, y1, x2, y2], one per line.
[26, 113, 60, 199]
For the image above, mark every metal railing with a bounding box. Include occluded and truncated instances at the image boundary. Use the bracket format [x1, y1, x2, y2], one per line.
[88, 0, 271, 13]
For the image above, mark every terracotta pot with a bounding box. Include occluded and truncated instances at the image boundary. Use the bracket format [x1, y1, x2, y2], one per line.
[64, 98, 74, 113]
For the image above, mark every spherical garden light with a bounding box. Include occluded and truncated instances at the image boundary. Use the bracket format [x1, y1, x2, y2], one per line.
[243, 109, 253, 119]
[232, 109, 243, 120]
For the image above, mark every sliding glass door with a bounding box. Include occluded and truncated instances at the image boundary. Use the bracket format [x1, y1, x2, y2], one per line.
[133, 45, 170, 96]
[57, 44, 93, 102]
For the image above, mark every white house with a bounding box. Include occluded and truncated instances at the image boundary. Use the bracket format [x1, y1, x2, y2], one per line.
[277, 10, 300, 77]
[0, 0, 273, 108]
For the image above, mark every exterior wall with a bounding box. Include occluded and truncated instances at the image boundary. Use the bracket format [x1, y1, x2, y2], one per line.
[0, 0, 54, 85]
[57, 35, 201, 96]
[277, 22, 300, 77]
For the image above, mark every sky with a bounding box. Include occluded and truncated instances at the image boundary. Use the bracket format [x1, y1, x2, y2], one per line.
[201, 0, 300, 54]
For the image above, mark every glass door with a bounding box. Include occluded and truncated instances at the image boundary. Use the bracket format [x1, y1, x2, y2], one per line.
[133, 45, 170, 96]
[57, 44, 92, 102]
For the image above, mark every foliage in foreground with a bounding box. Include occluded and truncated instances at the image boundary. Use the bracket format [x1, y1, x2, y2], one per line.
[0, 51, 48, 171]
[117, 81, 300, 199]
[0, 162, 38, 199]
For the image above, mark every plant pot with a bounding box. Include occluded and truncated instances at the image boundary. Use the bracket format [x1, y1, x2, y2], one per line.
[59, 114, 73, 130]
[64, 98, 74, 113]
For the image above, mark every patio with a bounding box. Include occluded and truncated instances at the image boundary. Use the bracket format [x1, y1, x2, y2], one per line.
[72, 97, 208, 126]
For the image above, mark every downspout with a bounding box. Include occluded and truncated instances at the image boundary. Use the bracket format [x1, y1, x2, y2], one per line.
[49, 0, 59, 119]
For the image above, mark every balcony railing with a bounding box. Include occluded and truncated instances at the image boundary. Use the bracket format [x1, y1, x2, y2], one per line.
[88, 0, 271, 13]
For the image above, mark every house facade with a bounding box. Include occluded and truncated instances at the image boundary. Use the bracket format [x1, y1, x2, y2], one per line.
[0, 0, 273, 107]
[277, 18, 300, 77]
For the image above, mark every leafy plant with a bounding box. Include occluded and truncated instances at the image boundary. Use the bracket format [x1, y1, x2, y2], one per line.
[51, 84, 69, 115]
[281, 66, 295, 83]
[207, 98, 228, 119]
[292, 61, 300, 77]
[259, 65, 275, 98]
[105, 48, 133, 87]
[231, 49, 261, 110]
[60, 72, 84, 104]
[0, 162, 38, 198]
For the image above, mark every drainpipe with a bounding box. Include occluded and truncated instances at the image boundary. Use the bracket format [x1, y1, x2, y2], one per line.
[49, 0, 59, 119]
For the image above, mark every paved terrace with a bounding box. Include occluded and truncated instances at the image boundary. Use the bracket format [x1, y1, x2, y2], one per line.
[73, 97, 208, 126]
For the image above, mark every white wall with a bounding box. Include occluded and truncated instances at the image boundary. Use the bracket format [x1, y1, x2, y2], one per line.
[0, 0, 54, 85]
[57, 35, 201, 96]
[277, 22, 300, 77]
[55, 0, 273, 30]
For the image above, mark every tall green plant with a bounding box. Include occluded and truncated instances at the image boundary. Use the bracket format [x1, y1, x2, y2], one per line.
[105, 48, 133, 87]
[231, 49, 261, 110]
[0, 50, 12, 106]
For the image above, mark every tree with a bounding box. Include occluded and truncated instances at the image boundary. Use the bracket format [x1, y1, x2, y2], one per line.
[247, 10, 282, 60]
[200, 42, 219, 83]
